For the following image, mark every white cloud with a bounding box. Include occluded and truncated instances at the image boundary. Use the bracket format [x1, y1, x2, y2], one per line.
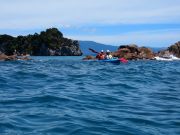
[0, 0, 179, 47]
[0, 0, 180, 29]
[67, 29, 180, 47]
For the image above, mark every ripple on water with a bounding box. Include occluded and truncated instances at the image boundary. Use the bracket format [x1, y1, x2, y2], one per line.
[0, 58, 180, 135]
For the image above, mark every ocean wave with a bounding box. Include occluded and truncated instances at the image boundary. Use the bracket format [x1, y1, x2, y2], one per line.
[0, 57, 180, 135]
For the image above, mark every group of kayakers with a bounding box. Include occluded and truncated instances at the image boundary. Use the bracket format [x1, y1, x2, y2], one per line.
[87, 48, 128, 63]
[96, 50, 113, 60]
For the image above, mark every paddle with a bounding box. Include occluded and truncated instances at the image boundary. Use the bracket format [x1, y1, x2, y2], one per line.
[89, 48, 99, 54]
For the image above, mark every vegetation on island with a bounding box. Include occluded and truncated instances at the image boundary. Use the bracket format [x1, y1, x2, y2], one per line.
[0, 28, 82, 56]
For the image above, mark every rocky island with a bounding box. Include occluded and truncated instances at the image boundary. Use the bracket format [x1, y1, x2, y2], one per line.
[0, 28, 82, 61]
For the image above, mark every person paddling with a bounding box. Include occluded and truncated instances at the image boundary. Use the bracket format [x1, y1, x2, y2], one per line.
[105, 50, 113, 59]
[96, 50, 105, 60]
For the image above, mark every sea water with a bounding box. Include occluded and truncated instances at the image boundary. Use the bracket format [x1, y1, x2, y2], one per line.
[0, 57, 180, 135]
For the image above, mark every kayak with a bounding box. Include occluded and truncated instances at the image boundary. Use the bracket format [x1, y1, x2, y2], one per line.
[99, 59, 121, 63]
[84, 58, 128, 63]
[99, 58, 128, 63]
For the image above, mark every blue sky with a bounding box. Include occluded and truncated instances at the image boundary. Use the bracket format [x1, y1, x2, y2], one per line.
[0, 0, 180, 47]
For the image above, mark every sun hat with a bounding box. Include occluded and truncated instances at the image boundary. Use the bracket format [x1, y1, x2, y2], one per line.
[106, 50, 110, 52]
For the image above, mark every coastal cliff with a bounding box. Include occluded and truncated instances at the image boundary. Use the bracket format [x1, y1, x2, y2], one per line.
[0, 28, 82, 56]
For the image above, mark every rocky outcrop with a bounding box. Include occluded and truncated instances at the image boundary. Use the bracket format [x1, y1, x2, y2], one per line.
[82, 55, 96, 60]
[157, 41, 180, 58]
[113, 44, 154, 60]
[167, 41, 180, 58]
[0, 52, 31, 61]
[0, 28, 82, 56]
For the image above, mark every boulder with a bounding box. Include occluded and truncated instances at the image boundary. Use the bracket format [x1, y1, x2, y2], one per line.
[114, 45, 154, 60]
[118, 44, 140, 54]
[0, 53, 8, 61]
[0, 53, 17, 61]
[138, 47, 154, 59]
[82, 55, 96, 60]
[157, 41, 180, 58]
[157, 50, 171, 57]
[168, 41, 180, 57]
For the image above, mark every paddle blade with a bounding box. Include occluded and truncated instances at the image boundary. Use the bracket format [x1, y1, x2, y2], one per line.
[89, 48, 98, 54]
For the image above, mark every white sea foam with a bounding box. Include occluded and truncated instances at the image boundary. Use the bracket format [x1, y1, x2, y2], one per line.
[155, 55, 180, 61]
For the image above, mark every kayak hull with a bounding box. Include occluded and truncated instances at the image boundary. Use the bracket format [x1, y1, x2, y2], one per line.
[99, 59, 121, 63]
[84, 58, 128, 64]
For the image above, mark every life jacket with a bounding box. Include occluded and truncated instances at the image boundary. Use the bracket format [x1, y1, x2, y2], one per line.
[106, 54, 113, 59]
[99, 54, 105, 60]
[96, 53, 105, 60]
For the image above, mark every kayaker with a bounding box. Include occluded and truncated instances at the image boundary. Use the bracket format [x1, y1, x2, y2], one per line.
[96, 50, 105, 60]
[105, 50, 113, 59]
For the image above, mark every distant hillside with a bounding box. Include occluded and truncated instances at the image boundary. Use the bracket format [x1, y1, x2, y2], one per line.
[79, 41, 118, 55]
[150, 47, 167, 53]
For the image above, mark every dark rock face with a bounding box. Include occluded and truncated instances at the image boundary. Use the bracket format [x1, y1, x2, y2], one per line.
[119, 44, 140, 54]
[113, 44, 154, 60]
[156, 50, 171, 57]
[0, 28, 82, 56]
[157, 41, 180, 58]
[168, 41, 180, 57]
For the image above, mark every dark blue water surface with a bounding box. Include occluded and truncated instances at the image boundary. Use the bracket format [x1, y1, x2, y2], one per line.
[0, 57, 180, 135]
